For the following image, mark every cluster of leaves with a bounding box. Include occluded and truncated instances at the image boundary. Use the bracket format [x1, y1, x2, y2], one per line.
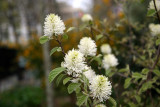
[120, 0, 160, 106]
[110, 0, 160, 106]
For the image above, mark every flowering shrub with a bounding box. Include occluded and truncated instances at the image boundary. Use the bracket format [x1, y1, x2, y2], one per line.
[40, 13, 116, 106]
[39, 0, 160, 106]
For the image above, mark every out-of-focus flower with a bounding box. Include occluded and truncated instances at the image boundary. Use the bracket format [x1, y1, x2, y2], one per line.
[61, 49, 85, 77]
[44, 14, 65, 37]
[149, 23, 160, 36]
[100, 44, 112, 54]
[81, 14, 93, 22]
[78, 37, 97, 56]
[149, 0, 160, 11]
[83, 66, 96, 83]
[90, 75, 112, 102]
[95, 104, 106, 107]
[102, 54, 118, 70]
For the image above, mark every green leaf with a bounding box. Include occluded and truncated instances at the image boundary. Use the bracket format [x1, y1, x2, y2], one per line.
[138, 81, 153, 94]
[108, 97, 117, 107]
[96, 34, 103, 41]
[140, 55, 146, 60]
[63, 34, 68, 39]
[57, 47, 62, 52]
[96, 54, 103, 57]
[132, 72, 144, 79]
[147, 9, 156, 17]
[142, 68, 149, 75]
[141, 0, 145, 3]
[92, 54, 102, 65]
[156, 39, 160, 46]
[81, 75, 89, 92]
[67, 83, 81, 94]
[118, 65, 130, 72]
[67, 27, 75, 32]
[105, 69, 111, 76]
[128, 102, 136, 107]
[118, 68, 128, 72]
[50, 47, 59, 56]
[75, 87, 81, 94]
[76, 93, 88, 107]
[89, 20, 93, 25]
[154, 87, 160, 94]
[108, 71, 115, 77]
[135, 95, 141, 103]
[56, 74, 65, 86]
[152, 76, 158, 83]
[153, 69, 160, 77]
[39, 36, 49, 44]
[79, 24, 87, 31]
[49, 67, 66, 83]
[63, 77, 71, 85]
[124, 78, 132, 89]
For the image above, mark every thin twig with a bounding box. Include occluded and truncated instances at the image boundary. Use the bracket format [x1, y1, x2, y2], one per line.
[55, 36, 65, 56]
[92, 27, 127, 46]
[149, 89, 154, 107]
[90, 26, 94, 40]
[116, 73, 127, 78]
[151, 0, 160, 70]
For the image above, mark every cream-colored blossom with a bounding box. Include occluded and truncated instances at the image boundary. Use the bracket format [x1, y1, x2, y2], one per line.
[90, 75, 112, 102]
[78, 37, 97, 56]
[62, 49, 85, 77]
[149, 23, 160, 36]
[102, 54, 118, 70]
[149, 0, 160, 11]
[100, 44, 112, 54]
[81, 14, 93, 22]
[83, 66, 96, 83]
[44, 14, 65, 37]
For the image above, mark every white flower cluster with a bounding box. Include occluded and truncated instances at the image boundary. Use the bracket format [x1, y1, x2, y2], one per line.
[95, 104, 106, 107]
[61, 49, 86, 77]
[81, 14, 93, 22]
[78, 37, 97, 56]
[100, 44, 112, 54]
[100, 44, 118, 70]
[149, 23, 160, 36]
[102, 54, 118, 70]
[83, 66, 96, 83]
[61, 37, 112, 102]
[149, 0, 160, 11]
[62, 37, 97, 77]
[44, 14, 65, 37]
[90, 75, 112, 102]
